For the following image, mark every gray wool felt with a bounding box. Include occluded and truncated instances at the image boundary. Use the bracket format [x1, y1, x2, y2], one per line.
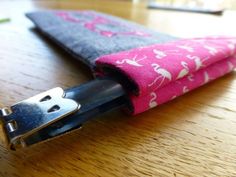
[26, 10, 177, 69]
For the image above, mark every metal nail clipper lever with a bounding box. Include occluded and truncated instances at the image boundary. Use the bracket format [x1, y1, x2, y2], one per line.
[0, 78, 128, 150]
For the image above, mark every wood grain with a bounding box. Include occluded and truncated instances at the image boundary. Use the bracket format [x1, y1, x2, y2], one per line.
[0, 0, 236, 176]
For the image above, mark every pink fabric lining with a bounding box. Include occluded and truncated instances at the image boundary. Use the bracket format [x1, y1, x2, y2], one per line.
[96, 37, 236, 114]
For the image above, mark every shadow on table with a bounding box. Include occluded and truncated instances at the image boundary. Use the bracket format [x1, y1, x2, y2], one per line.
[1, 70, 235, 176]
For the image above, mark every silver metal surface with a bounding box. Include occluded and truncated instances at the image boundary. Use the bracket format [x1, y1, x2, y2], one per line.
[0, 87, 80, 150]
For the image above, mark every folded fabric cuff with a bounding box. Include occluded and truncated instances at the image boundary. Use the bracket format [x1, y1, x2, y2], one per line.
[96, 36, 236, 114]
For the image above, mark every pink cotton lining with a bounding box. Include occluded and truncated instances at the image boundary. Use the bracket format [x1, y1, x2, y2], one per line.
[96, 37, 236, 114]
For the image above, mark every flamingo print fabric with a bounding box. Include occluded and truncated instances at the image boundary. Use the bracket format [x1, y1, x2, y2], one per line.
[96, 36, 236, 114]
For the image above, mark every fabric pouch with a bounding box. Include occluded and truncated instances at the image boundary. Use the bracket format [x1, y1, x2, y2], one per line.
[27, 10, 236, 115]
[96, 36, 236, 114]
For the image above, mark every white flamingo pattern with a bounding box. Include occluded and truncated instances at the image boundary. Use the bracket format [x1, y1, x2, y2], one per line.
[177, 61, 189, 79]
[182, 86, 189, 93]
[203, 71, 210, 84]
[227, 61, 234, 71]
[187, 74, 194, 81]
[203, 45, 218, 56]
[153, 49, 167, 59]
[177, 45, 194, 52]
[148, 63, 172, 88]
[116, 55, 147, 67]
[149, 92, 158, 108]
[96, 36, 236, 114]
[186, 55, 209, 70]
[228, 43, 235, 55]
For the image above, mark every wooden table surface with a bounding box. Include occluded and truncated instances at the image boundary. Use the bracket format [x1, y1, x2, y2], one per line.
[0, 0, 236, 176]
